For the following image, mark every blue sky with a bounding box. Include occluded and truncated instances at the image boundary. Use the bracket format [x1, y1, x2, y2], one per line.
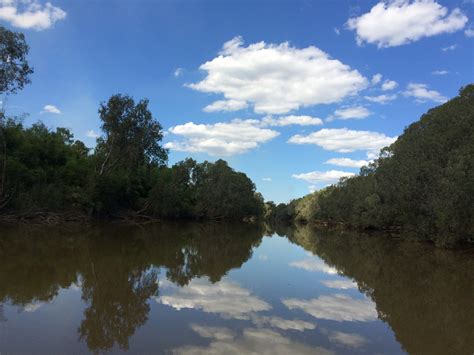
[1, 0, 473, 203]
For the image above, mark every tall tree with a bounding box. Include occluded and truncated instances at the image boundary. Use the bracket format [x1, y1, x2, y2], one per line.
[96, 94, 168, 176]
[0, 26, 33, 209]
[0, 26, 33, 95]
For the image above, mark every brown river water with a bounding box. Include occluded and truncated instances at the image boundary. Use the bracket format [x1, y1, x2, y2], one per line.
[0, 222, 473, 354]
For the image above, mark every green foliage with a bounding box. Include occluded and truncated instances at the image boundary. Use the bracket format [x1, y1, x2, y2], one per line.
[95, 94, 168, 175]
[146, 159, 263, 220]
[1, 120, 93, 212]
[0, 26, 33, 95]
[192, 159, 263, 220]
[265, 191, 319, 224]
[288, 85, 474, 245]
[0, 114, 264, 221]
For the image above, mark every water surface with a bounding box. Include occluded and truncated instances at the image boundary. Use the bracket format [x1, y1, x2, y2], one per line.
[0, 223, 473, 354]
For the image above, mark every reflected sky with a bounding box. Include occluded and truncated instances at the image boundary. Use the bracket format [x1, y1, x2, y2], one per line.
[157, 278, 271, 320]
[282, 294, 378, 322]
[0, 223, 473, 354]
[171, 325, 334, 355]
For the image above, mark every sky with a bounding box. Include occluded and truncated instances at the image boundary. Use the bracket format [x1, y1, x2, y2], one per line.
[1, 0, 473, 203]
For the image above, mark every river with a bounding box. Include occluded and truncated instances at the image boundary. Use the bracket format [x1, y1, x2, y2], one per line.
[0, 222, 472, 354]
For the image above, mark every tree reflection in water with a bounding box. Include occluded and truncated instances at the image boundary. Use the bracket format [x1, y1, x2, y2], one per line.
[0, 222, 472, 354]
[0, 222, 264, 352]
[285, 224, 474, 355]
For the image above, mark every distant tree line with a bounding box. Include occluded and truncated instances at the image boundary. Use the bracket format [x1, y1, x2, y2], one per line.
[269, 85, 473, 246]
[0, 26, 263, 222]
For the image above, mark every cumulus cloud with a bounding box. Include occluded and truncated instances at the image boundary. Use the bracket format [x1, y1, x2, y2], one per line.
[165, 119, 279, 156]
[289, 258, 339, 274]
[431, 70, 450, 75]
[188, 36, 368, 114]
[364, 94, 397, 104]
[292, 170, 355, 185]
[203, 99, 248, 112]
[262, 115, 323, 126]
[325, 158, 368, 168]
[404, 83, 447, 103]
[381, 80, 398, 91]
[40, 104, 61, 114]
[466, 28, 474, 37]
[347, 0, 468, 47]
[262, 177, 272, 182]
[172, 325, 333, 355]
[329, 106, 371, 121]
[321, 280, 358, 289]
[288, 128, 396, 154]
[156, 278, 271, 320]
[371, 73, 383, 85]
[282, 294, 378, 322]
[328, 331, 368, 348]
[0, 0, 66, 30]
[174, 68, 184, 77]
[86, 130, 100, 138]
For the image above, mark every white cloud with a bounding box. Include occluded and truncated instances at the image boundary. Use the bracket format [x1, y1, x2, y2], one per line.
[334, 27, 340, 35]
[292, 170, 355, 185]
[371, 73, 383, 85]
[289, 258, 339, 274]
[465, 28, 474, 37]
[325, 158, 368, 168]
[328, 331, 368, 348]
[347, 0, 468, 48]
[404, 83, 447, 103]
[203, 99, 248, 113]
[321, 280, 358, 289]
[330, 106, 371, 121]
[156, 278, 271, 320]
[172, 326, 333, 355]
[0, 0, 66, 31]
[86, 130, 100, 138]
[165, 119, 279, 156]
[251, 316, 316, 331]
[174, 68, 184, 77]
[262, 177, 272, 182]
[381, 80, 398, 91]
[364, 94, 397, 104]
[262, 115, 323, 126]
[282, 294, 378, 322]
[441, 44, 458, 51]
[431, 70, 450, 75]
[188, 36, 368, 114]
[288, 128, 396, 154]
[40, 104, 61, 114]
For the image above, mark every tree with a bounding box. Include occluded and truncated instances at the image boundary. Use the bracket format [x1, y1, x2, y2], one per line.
[92, 94, 168, 215]
[0, 26, 33, 95]
[193, 160, 263, 220]
[96, 94, 168, 177]
[0, 26, 34, 208]
[286, 84, 474, 246]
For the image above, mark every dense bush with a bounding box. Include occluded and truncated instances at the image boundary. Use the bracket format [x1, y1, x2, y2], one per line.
[0, 115, 264, 221]
[283, 85, 474, 245]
